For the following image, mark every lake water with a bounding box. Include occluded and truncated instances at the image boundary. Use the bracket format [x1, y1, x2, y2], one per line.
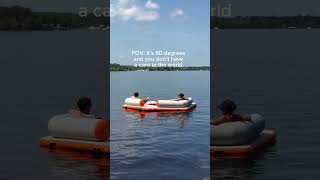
[211, 29, 320, 179]
[110, 71, 210, 180]
[2, 29, 319, 180]
[0, 31, 109, 180]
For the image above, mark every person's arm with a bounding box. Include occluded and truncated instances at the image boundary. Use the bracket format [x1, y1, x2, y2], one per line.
[211, 117, 225, 125]
[168, 98, 179, 101]
[68, 109, 81, 117]
[240, 114, 251, 121]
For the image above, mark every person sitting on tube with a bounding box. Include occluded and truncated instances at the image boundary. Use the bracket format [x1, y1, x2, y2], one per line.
[131, 92, 149, 101]
[68, 97, 110, 140]
[178, 93, 188, 100]
[211, 99, 251, 125]
[171, 93, 188, 101]
[69, 97, 95, 118]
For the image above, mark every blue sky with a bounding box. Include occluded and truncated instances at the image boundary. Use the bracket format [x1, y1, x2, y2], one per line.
[110, 0, 210, 66]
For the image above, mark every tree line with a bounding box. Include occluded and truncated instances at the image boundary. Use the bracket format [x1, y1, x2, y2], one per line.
[0, 6, 108, 30]
[211, 15, 320, 29]
[110, 63, 210, 71]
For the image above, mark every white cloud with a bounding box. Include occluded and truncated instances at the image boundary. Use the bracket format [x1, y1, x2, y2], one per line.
[137, 26, 192, 37]
[135, 11, 159, 21]
[111, 0, 160, 22]
[170, 8, 184, 18]
[145, 0, 159, 9]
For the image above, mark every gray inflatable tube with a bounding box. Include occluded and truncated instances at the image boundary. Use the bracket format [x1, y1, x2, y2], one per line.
[211, 114, 265, 146]
[48, 114, 107, 142]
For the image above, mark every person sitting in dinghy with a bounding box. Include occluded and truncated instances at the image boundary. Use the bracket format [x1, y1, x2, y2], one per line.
[171, 93, 188, 101]
[178, 93, 188, 100]
[211, 99, 251, 125]
[131, 92, 149, 102]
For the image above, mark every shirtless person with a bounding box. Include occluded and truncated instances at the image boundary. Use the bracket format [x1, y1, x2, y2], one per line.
[69, 97, 95, 118]
[211, 99, 251, 125]
[131, 92, 149, 102]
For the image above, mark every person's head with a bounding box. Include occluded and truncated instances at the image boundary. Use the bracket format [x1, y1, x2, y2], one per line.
[178, 93, 184, 98]
[77, 97, 92, 114]
[134, 92, 139, 98]
[218, 99, 237, 115]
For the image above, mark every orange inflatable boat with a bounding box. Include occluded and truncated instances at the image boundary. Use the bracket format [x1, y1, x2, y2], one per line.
[40, 136, 110, 154]
[40, 114, 109, 154]
[122, 97, 197, 112]
[211, 129, 276, 158]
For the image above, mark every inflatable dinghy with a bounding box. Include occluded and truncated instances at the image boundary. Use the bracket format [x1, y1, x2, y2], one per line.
[211, 114, 276, 158]
[122, 97, 196, 112]
[40, 114, 109, 154]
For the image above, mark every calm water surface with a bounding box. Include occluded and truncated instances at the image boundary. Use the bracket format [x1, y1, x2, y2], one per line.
[211, 29, 320, 179]
[0, 31, 108, 180]
[111, 71, 210, 180]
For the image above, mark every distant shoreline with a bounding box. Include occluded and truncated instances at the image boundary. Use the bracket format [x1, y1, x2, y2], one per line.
[211, 16, 320, 29]
[0, 28, 108, 32]
[110, 63, 210, 72]
[0, 6, 108, 31]
[2, 6, 320, 30]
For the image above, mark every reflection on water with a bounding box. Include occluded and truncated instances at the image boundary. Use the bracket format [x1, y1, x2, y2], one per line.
[211, 158, 261, 180]
[41, 149, 109, 180]
[123, 109, 193, 128]
[211, 149, 278, 180]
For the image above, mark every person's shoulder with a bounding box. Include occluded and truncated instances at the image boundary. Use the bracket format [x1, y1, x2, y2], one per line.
[212, 116, 223, 121]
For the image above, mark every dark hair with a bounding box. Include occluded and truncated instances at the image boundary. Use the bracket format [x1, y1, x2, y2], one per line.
[134, 92, 139, 97]
[218, 99, 237, 114]
[178, 93, 184, 98]
[77, 97, 92, 113]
